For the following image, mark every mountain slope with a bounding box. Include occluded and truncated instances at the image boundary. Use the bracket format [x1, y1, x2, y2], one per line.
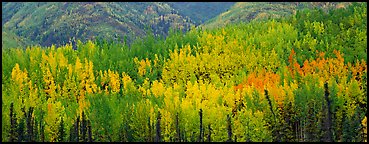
[2, 2, 196, 48]
[167, 2, 235, 25]
[201, 2, 352, 29]
[2, 29, 35, 49]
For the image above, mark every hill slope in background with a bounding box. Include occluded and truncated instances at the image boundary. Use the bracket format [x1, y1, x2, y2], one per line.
[202, 2, 352, 29]
[2, 2, 353, 49]
[167, 2, 236, 25]
[2, 29, 35, 49]
[2, 2, 234, 48]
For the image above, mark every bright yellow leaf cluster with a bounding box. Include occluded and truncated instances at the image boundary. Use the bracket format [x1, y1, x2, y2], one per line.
[121, 72, 137, 95]
[11, 63, 29, 92]
[135, 57, 152, 77]
[151, 80, 165, 98]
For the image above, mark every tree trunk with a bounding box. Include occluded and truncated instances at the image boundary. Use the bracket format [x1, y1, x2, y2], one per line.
[175, 112, 180, 142]
[10, 103, 17, 142]
[75, 116, 79, 142]
[156, 111, 161, 142]
[88, 120, 92, 142]
[227, 114, 232, 142]
[199, 109, 203, 142]
[324, 82, 333, 142]
[207, 124, 211, 142]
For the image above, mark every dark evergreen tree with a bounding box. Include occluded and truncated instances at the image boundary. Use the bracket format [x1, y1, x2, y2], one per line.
[17, 118, 25, 142]
[175, 113, 180, 142]
[207, 124, 212, 142]
[58, 117, 65, 142]
[75, 116, 79, 142]
[9, 103, 17, 142]
[155, 111, 161, 142]
[226, 114, 232, 142]
[88, 120, 93, 142]
[26, 107, 34, 142]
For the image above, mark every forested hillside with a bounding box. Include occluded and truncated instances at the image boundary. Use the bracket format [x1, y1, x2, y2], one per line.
[167, 2, 235, 25]
[2, 2, 367, 142]
[202, 2, 352, 29]
[2, 2, 234, 48]
[2, 29, 35, 49]
[1, 2, 192, 48]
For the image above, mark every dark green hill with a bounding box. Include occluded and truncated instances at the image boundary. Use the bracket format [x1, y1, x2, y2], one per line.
[167, 2, 235, 25]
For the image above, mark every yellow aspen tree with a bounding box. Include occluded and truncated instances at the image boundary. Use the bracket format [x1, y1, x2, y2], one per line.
[129, 99, 154, 141]
[138, 78, 151, 98]
[11, 63, 29, 95]
[121, 72, 138, 96]
[108, 69, 120, 94]
[10, 63, 30, 120]
[45, 100, 65, 142]
[42, 66, 57, 101]
[24, 80, 39, 109]
[77, 92, 89, 120]
[180, 94, 198, 141]
[159, 108, 175, 142]
[74, 57, 84, 102]
[56, 50, 68, 68]
[85, 60, 97, 94]
[62, 64, 78, 102]
[100, 70, 109, 94]
[151, 80, 166, 98]
[135, 57, 152, 77]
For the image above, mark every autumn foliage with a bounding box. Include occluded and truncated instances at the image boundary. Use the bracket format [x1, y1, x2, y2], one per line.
[2, 3, 367, 142]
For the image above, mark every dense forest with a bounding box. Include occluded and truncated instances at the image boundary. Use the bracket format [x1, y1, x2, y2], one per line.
[2, 2, 367, 142]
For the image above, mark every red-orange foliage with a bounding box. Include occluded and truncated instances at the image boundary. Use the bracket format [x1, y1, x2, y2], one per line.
[234, 69, 280, 94]
[287, 48, 301, 78]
